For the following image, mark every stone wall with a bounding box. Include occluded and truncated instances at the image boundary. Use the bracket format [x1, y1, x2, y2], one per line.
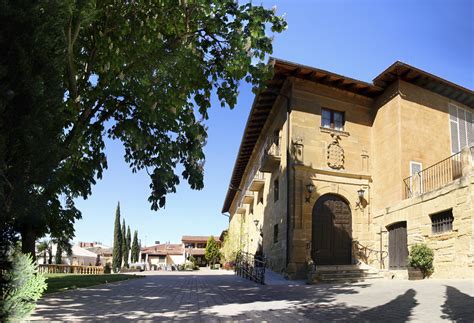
[373, 166, 474, 278]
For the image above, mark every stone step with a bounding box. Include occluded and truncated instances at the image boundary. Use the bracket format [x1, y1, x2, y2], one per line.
[318, 272, 382, 279]
[308, 265, 384, 284]
[315, 265, 363, 271]
[318, 275, 384, 283]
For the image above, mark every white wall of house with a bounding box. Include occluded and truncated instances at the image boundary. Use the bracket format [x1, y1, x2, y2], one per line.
[168, 254, 185, 265]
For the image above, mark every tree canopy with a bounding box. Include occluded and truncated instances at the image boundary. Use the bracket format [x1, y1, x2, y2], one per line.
[204, 236, 221, 266]
[0, 0, 286, 256]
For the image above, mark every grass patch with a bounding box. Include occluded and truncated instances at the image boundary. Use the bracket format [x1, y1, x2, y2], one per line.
[44, 274, 143, 294]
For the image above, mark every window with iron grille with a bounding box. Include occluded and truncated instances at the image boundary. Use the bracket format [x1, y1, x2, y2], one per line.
[430, 209, 454, 234]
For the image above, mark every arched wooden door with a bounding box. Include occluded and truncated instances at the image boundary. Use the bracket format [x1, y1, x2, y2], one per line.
[312, 194, 352, 265]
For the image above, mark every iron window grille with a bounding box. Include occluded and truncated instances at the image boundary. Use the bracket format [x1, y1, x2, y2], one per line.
[430, 209, 454, 234]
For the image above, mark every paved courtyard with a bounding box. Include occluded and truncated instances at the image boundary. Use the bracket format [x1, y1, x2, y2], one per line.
[32, 269, 474, 321]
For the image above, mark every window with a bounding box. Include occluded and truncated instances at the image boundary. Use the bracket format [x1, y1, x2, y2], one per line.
[321, 108, 345, 131]
[158, 256, 166, 263]
[274, 178, 279, 202]
[273, 224, 278, 243]
[449, 103, 473, 153]
[430, 209, 454, 234]
[409, 161, 423, 194]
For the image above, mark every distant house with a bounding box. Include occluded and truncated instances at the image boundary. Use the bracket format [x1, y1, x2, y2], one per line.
[85, 246, 113, 266]
[36, 244, 99, 266]
[182, 236, 221, 267]
[140, 243, 185, 270]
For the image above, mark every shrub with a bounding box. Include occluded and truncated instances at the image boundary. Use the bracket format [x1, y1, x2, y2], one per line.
[408, 243, 434, 278]
[2, 250, 47, 321]
[104, 263, 111, 274]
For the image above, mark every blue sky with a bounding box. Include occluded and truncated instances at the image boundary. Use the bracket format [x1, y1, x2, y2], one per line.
[73, 0, 473, 247]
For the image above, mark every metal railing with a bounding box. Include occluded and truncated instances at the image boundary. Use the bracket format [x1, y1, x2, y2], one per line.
[234, 251, 266, 284]
[403, 150, 463, 199]
[352, 240, 388, 269]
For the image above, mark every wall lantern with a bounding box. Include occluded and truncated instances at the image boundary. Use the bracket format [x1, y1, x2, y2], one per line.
[356, 188, 367, 209]
[305, 182, 315, 203]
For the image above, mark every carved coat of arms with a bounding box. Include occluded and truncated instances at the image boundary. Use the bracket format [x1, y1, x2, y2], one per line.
[327, 134, 344, 169]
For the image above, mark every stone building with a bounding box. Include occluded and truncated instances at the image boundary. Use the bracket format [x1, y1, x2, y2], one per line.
[221, 58, 474, 279]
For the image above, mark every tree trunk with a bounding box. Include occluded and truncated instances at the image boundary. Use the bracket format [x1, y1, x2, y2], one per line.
[21, 224, 36, 260]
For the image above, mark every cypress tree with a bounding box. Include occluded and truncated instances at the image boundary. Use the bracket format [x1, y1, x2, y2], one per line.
[131, 230, 139, 263]
[55, 244, 62, 264]
[126, 225, 131, 264]
[112, 202, 122, 272]
[121, 219, 127, 268]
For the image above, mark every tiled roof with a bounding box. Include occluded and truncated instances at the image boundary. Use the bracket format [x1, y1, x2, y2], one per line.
[141, 244, 183, 255]
[86, 246, 113, 256]
[181, 236, 220, 243]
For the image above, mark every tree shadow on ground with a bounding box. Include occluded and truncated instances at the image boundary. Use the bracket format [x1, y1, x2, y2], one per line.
[441, 286, 474, 322]
[31, 273, 417, 321]
[296, 288, 417, 321]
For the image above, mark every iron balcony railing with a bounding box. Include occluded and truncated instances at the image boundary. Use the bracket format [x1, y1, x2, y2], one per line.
[403, 149, 466, 199]
[234, 250, 266, 284]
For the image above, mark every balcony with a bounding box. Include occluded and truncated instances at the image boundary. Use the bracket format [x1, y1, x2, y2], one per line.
[242, 190, 254, 204]
[249, 171, 265, 191]
[403, 147, 472, 199]
[260, 136, 281, 173]
[236, 205, 246, 215]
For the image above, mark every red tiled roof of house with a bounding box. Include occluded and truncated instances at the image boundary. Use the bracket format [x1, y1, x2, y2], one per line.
[141, 243, 183, 255]
[181, 235, 220, 243]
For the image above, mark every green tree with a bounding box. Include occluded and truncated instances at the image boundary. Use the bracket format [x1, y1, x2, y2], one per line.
[121, 220, 127, 268]
[2, 249, 47, 321]
[37, 240, 50, 264]
[126, 225, 131, 264]
[0, 0, 77, 259]
[53, 237, 71, 265]
[204, 236, 221, 266]
[2, 1, 286, 258]
[131, 230, 139, 263]
[112, 203, 122, 272]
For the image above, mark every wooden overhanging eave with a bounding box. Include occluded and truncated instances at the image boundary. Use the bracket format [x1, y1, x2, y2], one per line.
[374, 61, 474, 108]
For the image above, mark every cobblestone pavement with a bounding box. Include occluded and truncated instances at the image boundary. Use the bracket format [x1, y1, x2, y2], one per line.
[31, 269, 474, 322]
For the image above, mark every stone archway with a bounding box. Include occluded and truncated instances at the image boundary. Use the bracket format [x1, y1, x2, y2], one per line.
[312, 194, 352, 265]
